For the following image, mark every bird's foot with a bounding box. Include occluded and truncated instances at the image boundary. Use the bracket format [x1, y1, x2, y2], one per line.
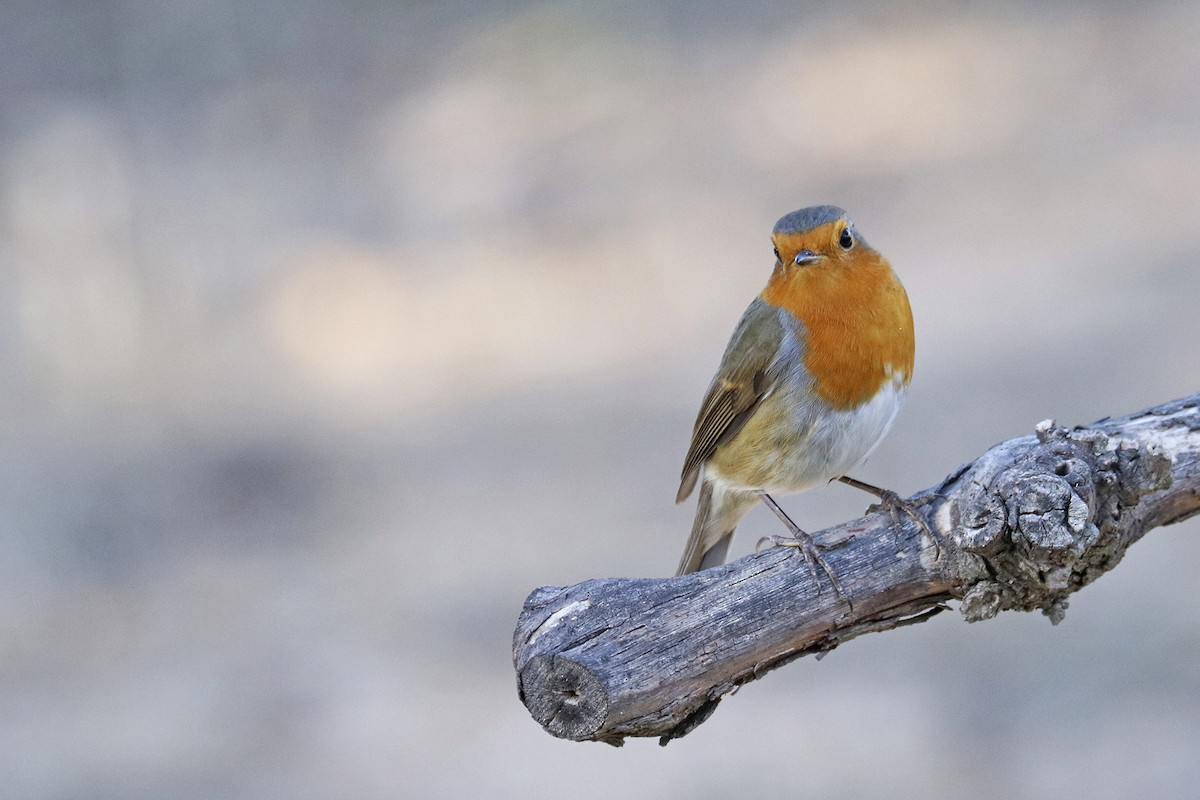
[756, 492, 853, 613]
[836, 476, 944, 558]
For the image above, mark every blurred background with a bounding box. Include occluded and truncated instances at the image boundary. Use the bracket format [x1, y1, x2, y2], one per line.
[3, 1, 1200, 797]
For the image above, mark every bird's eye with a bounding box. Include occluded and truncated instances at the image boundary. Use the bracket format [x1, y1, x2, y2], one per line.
[838, 228, 854, 249]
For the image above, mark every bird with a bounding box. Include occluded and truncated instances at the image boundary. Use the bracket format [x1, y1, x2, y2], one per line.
[675, 205, 915, 581]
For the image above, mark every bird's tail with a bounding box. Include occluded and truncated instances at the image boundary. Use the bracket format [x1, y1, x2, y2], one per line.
[676, 482, 757, 575]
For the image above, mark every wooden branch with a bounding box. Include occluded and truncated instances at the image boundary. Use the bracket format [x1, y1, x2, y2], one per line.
[512, 394, 1200, 745]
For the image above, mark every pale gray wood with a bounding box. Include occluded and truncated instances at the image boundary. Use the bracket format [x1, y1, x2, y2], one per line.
[513, 394, 1200, 745]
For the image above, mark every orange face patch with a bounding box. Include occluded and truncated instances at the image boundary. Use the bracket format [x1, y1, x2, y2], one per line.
[760, 233, 914, 410]
[769, 222, 845, 263]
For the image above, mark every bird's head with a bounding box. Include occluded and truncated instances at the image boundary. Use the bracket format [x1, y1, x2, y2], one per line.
[768, 205, 870, 274]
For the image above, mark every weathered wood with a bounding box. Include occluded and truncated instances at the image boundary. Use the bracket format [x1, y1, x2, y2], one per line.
[513, 394, 1200, 745]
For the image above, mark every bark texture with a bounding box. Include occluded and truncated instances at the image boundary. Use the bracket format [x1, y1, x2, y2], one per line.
[513, 395, 1200, 745]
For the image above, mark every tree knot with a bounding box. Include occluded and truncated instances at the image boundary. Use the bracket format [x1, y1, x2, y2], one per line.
[951, 422, 1170, 624]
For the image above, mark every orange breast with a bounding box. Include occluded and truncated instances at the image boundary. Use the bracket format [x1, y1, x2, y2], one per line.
[760, 249, 914, 410]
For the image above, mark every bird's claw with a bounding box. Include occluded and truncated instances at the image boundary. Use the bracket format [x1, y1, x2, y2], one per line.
[757, 532, 853, 613]
[848, 481, 944, 559]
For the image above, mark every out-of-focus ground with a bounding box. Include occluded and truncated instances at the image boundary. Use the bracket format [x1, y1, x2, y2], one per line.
[3, 1, 1200, 798]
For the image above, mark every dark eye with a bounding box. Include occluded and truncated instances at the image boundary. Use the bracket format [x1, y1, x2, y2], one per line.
[838, 228, 854, 249]
[773, 246, 781, 262]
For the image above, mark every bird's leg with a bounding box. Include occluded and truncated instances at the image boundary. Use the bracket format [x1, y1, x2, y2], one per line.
[756, 492, 852, 612]
[836, 475, 942, 558]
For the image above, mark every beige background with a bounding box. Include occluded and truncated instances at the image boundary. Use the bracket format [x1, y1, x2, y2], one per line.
[3, 2, 1200, 798]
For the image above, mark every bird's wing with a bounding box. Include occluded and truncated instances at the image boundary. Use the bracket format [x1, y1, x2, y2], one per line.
[676, 299, 784, 502]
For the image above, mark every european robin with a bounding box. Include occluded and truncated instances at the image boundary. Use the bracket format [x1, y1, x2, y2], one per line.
[676, 205, 915, 581]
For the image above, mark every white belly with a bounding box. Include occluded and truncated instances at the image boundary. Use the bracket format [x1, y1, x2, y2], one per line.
[708, 377, 907, 495]
[791, 378, 907, 487]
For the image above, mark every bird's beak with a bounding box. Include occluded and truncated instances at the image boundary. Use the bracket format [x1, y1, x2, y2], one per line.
[793, 249, 821, 266]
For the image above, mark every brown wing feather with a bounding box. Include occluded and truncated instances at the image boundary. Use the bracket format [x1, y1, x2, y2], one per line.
[676, 299, 784, 502]
[676, 375, 767, 502]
